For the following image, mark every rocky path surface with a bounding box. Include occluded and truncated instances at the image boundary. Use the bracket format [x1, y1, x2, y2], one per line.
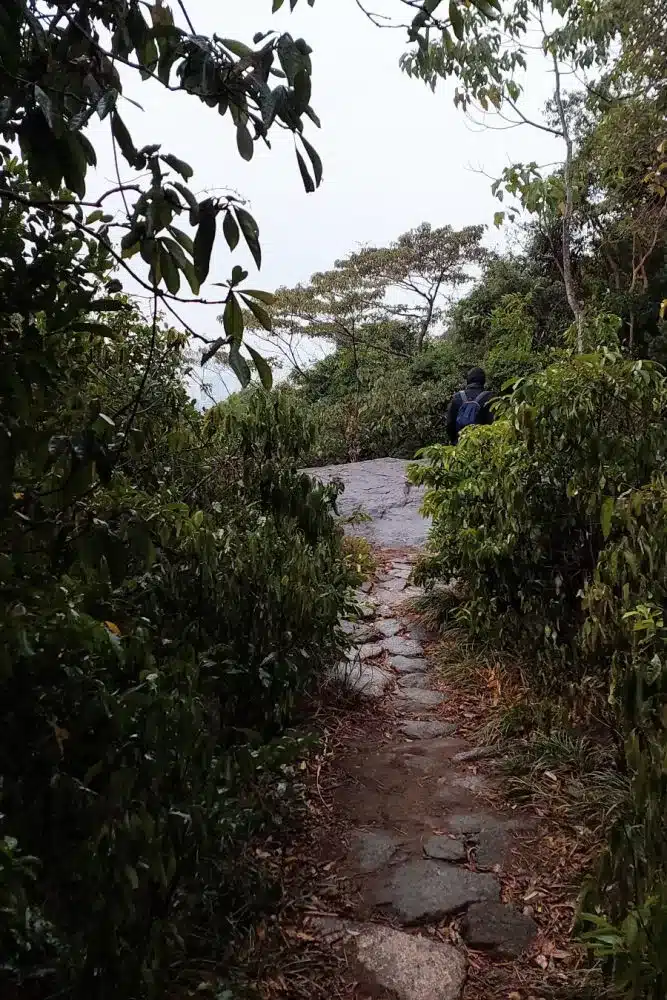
[299, 479, 539, 999]
[303, 458, 429, 548]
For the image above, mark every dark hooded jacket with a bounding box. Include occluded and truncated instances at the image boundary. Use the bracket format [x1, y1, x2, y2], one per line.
[445, 368, 494, 445]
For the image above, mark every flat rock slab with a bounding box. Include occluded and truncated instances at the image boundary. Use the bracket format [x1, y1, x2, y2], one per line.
[383, 636, 423, 657]
[391, 655, 428, 674]
[371, 859, 499, 924]
[400, 721, 457, 739]
[396, 688, 446, 708]
[350, 830, 403, 874]
[358, 642, 384, 660]
[303, 458, 429, 548]
[476, 829, 511, 870]
[399, 673, 431, 690]
[423, 836, 467, 863]
[376, 618, 403, 638]
[312, 918, 466, 1000]
[345, 623, 381, 644]
[463, 902, 537, 958]
[333, 661, 393, 700]
[443, 812, 503, 836]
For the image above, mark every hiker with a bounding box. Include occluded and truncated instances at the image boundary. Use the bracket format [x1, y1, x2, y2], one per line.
[446, 367, 494, 445]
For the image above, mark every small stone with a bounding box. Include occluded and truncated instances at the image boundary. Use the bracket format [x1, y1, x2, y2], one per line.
[371, 859, 499, 924]
[391, 656, 428, 674]
[395, 688, 446, 710]
[452, 746, 497, 763]
[475, 829, 511, 870]
[376, 618, 402, 638]
[423, 836, 467, 863]
[398, 673, 431, 689]
[409, 623, 430, 643]
[345, 623, 381, 645]
[378, 575, 409, 592]
[399, 586, 423, 603]
[399, 721, 458, 739]
[360, 580, 373, 593]
[332, 661, 393, 700]
[358, 642, 384, 660]
[350, 830, 402, 873]
[312, 918, 466, 1000]
[462, 902, 537, 958]
[383, 636, 423, 657]
[373, 588, 405, 608]
[444, 813, 499, 836]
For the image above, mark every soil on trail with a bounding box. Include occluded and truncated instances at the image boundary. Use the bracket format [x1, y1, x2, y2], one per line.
[253, 463, 580, 1000]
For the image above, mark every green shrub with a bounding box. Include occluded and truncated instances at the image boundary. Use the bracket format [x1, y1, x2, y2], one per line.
[1, 318, 354, 996]
[411, 348, 667, 671]
[412, 345, 667, 998]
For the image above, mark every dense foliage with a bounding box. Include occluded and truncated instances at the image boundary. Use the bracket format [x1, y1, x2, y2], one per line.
[0, 1, 359, 995]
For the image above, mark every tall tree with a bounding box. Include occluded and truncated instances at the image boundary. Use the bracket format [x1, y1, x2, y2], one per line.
[342, 223, 486, 351]
[241, 223, 486, 385]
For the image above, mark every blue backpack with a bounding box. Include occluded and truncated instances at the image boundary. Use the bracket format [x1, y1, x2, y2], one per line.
[456, 389, 490, 434]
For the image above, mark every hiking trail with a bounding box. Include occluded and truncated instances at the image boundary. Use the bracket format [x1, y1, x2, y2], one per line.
[297, 459, 544, 1000]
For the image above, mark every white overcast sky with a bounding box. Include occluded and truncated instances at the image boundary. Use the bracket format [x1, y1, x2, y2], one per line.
[88, 0, 561, 401]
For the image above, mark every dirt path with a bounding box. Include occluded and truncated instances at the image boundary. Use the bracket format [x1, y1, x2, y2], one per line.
[298, 549, 541, 1000]
[258, 460, 572, 1000]
[253, 463, 576, 1000]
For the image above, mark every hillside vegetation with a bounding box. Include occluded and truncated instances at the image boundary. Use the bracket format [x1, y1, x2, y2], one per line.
[1, 0, 666, 998]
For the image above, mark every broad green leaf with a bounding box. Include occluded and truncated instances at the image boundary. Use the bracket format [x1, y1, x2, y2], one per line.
[241, 293, 272, 331]
[300, 135, 322, 186]
[172, 181, 200, 223]
[235, 207, 262, 269]
[242, 289, 275, 305]
[295, 148, 315, 193]
[223, 293, 244, 342]
[160, 245, 181, 294]
[247, 345, 273, 390]
[228, 344, 251, 387]
[201, 336, 225, 365]
[193, 202, 217, 283]
[161, 153, 193, 180]
[167, 225, 194, 256]
[236, 124, 254, 162]
[111, 111, 139, 167]
[223, 211, 240, 251]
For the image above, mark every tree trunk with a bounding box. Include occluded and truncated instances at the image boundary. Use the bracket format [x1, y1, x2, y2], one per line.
[552, 53, 584, 352]
[417, 271, 445, 352]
